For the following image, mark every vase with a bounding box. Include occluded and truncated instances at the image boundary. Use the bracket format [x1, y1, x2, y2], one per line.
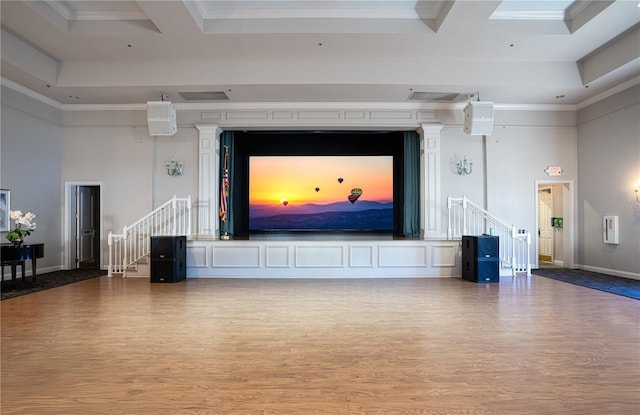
[11, 237, 24, 246]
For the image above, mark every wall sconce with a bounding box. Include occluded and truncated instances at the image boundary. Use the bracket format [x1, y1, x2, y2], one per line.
[634, 182, 639, 202]
[456, 156, 473, 175]
[166, 159, 183, 176]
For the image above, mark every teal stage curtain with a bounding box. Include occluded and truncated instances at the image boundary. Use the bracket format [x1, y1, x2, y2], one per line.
[403, 131, 420, 238]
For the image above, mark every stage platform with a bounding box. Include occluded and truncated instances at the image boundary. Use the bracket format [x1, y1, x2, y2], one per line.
[186, 237, 461, 278]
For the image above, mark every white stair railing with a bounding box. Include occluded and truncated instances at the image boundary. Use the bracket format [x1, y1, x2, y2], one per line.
[447, 196, 531, 276]
[108, 195, 191, 277]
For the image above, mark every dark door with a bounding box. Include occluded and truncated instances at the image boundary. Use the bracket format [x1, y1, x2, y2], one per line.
[75, 186, 100, 269]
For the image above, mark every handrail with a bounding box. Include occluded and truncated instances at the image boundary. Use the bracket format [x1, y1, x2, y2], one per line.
[447, 196, 531, 276]
[108, 195, 191, 277]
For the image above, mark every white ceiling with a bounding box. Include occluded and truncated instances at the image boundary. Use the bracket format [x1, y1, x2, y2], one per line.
[1, 0, 639, 106]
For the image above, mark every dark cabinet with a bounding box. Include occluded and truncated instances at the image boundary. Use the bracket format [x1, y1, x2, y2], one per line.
[461, 235, 499, 283]
[150, 236, 186, 283]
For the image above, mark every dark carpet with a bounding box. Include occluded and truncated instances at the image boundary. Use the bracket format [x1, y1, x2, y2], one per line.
[1, 268, 107, 300]
[534, 268, 640, 300]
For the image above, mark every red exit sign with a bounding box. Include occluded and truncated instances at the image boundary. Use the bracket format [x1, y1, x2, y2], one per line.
[545, 166, 563, 176]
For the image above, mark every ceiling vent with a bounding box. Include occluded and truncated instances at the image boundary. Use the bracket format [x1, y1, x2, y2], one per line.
[178, 91, 229, 101]
[407, 92, 474, 102]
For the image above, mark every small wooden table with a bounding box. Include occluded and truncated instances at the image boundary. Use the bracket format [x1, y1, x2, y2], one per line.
[1, 243, 44, 290]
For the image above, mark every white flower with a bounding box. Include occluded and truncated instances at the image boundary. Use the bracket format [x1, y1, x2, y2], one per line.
[8, 210, 36, 231]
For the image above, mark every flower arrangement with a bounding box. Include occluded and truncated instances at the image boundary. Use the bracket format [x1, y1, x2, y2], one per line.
[6, 210, 36, 245]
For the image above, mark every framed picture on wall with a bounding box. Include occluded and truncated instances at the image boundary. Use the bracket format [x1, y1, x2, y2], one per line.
[603, 215, 619, 244]
[0, 190, 9, 232]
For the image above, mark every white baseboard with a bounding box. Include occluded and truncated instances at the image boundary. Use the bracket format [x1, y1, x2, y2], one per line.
[577, 264, 640, 281]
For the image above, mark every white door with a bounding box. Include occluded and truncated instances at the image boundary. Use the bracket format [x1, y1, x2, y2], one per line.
[76, 186, 97, 267]
[538, 188, 554, 263]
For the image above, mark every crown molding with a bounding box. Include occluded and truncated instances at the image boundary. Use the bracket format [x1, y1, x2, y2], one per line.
[61, 103, 147, 111]
[1, 77, 62, 109]
[576, 76, 640, 110]
[5, 77, 636, 114]
[58, 101, 577, 112]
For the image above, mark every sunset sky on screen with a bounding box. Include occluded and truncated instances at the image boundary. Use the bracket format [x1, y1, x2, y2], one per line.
[250, 156, 393, 206]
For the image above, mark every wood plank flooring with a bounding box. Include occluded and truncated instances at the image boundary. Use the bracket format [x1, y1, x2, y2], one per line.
[2, 276, 639, 415]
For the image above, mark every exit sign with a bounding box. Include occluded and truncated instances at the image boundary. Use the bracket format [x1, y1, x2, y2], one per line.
[545, 166, 563, 176]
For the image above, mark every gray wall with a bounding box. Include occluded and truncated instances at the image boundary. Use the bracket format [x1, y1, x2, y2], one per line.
[1, 86, 64, 273]
[577, 85, 640, 276]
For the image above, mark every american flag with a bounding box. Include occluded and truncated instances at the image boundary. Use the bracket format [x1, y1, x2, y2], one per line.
[220, 168, 229, 222]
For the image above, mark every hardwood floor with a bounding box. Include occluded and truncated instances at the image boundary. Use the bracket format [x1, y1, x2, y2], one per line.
[2, 275, 639, 415]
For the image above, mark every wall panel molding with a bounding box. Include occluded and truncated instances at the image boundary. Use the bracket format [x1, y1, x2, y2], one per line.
[199, 108, 437, 128]
[189, 240, 459, 278]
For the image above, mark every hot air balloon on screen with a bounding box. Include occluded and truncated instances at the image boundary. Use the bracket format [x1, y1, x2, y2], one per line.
[337, 178, 343, 184]
[348, 188, 362, 204]
[281, 199, 288, 206]
[315, 187, 320, 192]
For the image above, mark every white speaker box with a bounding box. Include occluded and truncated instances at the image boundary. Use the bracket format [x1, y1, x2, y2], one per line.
[463, 102, 494, 136]
[147, 101, 177, 136]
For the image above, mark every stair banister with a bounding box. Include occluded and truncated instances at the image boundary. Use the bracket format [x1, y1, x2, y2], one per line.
[447, 195, 531, 276]
[108, 195, 191, 277]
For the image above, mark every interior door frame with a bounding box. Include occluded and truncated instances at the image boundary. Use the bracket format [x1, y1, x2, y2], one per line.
[63, 182, 105, 270]
[534, 179, 575, 270]
[537, 186, 554, 264]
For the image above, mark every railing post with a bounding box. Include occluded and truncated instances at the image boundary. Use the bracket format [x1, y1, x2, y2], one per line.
[171, 195, 177, 236]
[461, 196, 467, 236]
[447, 196, 452, 240]
[108, 231, 113, 277]
[122, 225, 128, 278]
[511, 226, 517, 277]
[526, 232, 532, 276]
[187, 195, 192, 237]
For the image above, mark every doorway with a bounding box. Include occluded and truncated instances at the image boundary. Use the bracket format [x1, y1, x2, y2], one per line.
[64, 183, 103, 270]
[535, 180, 574, 269]
[538, 187, 554, 264]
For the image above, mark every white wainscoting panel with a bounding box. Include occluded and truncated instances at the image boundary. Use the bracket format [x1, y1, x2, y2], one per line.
[201, 112, 222, 121]
[379, 245, 428, 267]
[227, 111, 269, 120]
[371, 111, 412, 120]
[350, 245, 374, 267]
[345, 111, 366, 120]
[431, 244, 457, 267]
[296, 246, 345, 268]
[273, 111, 294, 120]
[266, 246, 290, 268]
[188, 240, 459, 278]
[212, 245, 261, 267]
[187, 245, 208, 268]
[298, 111, 342, 120]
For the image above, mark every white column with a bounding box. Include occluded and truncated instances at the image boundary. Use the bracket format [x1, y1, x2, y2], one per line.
[418, 123, 444, 238]
[195, 124, 221, 240]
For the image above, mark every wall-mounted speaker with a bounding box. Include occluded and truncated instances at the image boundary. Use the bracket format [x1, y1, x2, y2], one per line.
[147, 101, 177, 136]
[463, 101, 494, 136]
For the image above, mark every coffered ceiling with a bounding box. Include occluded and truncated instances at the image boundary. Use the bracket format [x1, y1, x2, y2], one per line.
[1, 0, 639, 106]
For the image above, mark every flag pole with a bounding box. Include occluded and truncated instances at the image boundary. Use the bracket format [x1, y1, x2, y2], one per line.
[220, 145, 230, 240]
